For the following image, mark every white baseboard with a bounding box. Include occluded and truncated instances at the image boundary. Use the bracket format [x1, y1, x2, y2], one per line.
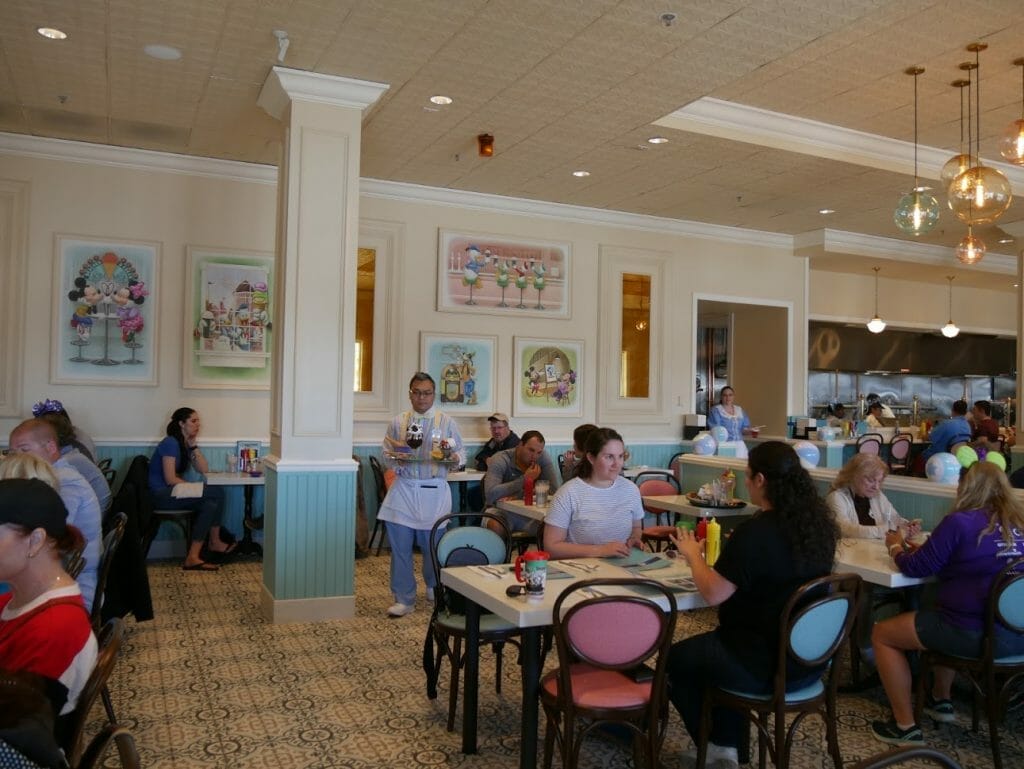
[260, 583, 356, 623]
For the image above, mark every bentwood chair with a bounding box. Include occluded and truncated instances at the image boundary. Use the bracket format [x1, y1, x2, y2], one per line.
[367, 455, 389, 555]
[696, 573, 862, 769]
[92, 512, 128, 723]
[856, 434, 883, 455]
[849, 746, 963, 769]
[541, 578, 677, 769]
[62, 619, 125, 768]
[635, 473, 682, 552]
[423, 512, 521, 731]
[75, 724, 141, 769]
[888, 434, 913, 475]
[914, 557, 1024, 769]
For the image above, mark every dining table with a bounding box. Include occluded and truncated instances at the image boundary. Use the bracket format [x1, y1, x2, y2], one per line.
[441, 553, 707, 769]
[495, 496, 548, 524]
[446, 468, 485, 513]
[640, 493, 754, 521]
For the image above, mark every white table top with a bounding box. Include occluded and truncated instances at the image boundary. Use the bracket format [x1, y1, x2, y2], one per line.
[447, 469, 485, 483]
[440, 555, 708, 628]
[834, 538, 928, 588]
[206, 471, 265, 486]
[496, 497, 549, 523]
[641, 494, 753, 519]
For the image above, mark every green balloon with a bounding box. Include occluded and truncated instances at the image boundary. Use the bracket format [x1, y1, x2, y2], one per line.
[986, 451, 1007, 471]
[955, 445, 978, 468]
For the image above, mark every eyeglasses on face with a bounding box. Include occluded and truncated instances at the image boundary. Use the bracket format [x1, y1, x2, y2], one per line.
[409, 389, 435, 397]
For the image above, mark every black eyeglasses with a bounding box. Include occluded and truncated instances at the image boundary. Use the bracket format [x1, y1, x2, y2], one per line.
[409, 389, 434, 397]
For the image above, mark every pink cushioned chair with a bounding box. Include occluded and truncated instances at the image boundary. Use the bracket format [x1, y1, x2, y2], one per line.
[637, 475, 681, 552]
[888, 434, 913, 475]
[856, 434, 883, 455]
[541, 578, 677, 769]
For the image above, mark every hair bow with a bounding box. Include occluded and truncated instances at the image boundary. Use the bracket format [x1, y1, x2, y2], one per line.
[31, 398, 64, 417]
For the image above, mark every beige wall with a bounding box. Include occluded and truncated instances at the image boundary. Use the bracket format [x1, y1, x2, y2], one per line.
[731, 304, 790, 436]
[1, 142, 810, 447]
[808, 270, 1016, 335]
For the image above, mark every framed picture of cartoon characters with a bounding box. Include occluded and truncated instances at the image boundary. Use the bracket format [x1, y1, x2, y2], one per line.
[513, 337, 583, 417]
[184, 246, 274, 390]
[436, 230, 571, 318]
[52, 234, 160, 386]
[419, 332, 497, 416]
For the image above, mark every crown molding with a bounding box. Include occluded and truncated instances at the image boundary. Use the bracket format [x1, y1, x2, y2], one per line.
[360, 178, 793, 248]
[0, 132, 277, 184]
[795, 228, 1016, 274]
[657, 97, 1024, 187]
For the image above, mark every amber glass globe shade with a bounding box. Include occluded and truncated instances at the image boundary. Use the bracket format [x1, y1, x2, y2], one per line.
[947, 165, 1013, 224]
[956, 233, 986, 265]
[940, 153, 974, 188]
[999, 119, 1024, 165]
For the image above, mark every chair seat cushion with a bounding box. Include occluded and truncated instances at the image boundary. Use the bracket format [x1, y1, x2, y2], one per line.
[720, 678, 824, 703]
[541, 664, 650, 709]
[437, 613, 518, 634]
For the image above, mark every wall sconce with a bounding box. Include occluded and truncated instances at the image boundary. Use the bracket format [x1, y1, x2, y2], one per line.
[477, 134, 494, 157]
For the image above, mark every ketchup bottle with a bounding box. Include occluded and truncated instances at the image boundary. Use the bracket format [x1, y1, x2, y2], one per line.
[523, 476, 535, 506]
[696, 515, 708, 542]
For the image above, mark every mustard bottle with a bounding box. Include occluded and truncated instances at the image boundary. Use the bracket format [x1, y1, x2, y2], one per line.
[705, 518, 722, 567]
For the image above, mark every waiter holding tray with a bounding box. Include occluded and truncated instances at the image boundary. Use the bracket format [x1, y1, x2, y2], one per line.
[378, 372, 465, 618]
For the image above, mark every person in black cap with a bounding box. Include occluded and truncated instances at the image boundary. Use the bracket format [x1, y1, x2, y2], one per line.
[0, 477, 98, 738]
[467, 413, 520, 512]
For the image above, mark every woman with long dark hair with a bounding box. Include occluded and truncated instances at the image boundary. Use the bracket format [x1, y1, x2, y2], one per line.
[666, 441, 839, 766]
[543, 427, 644, 559]
[870, 461, 1024, 745]
[148, 408, 231, 571]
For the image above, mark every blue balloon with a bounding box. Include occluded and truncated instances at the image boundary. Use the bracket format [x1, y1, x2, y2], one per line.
[792, 440, 820, 469]
[692, 432, 717, 456]
[709, 425, 729, 444]
[925, 452, 961, 485]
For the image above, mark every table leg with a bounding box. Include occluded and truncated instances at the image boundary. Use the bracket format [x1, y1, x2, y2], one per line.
[462, 599, 480, 754]
[519, 627, 542, 769]
[235, 485, 263, 557]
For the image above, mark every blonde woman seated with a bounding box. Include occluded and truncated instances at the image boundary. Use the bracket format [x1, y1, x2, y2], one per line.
[827, 454, 917, 539]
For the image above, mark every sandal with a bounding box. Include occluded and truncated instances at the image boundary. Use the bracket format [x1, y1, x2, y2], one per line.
[182, 561, 219, 571]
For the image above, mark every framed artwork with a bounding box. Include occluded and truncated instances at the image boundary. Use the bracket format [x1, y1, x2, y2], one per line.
[437, 230, 571, 318]
[184, 246, 274, 390]
[513, 337, 583, 417]
[52, 234, 159, 385]
[419, 332, 497, 416]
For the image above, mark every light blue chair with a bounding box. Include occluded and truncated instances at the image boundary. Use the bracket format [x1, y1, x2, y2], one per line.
[914, 556, 1024, 769]
[422, 512, 520, 731]
[696, 573, 862, 769]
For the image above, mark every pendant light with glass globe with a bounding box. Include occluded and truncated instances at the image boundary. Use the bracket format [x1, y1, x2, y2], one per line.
[866, 267, 886, 334]
[941, 276, 960, 338]
[1000, 58, 1024, 165]
[894, 67, 941, 235]
[940, 78, 974, 190]
[947, 43, 1013, 227]
[951, 61, 986, 264]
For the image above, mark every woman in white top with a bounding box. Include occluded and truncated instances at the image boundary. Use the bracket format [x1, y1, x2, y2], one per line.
[543, 427, 644, 559]
[827, 454, 912, 538]
[707, 386, 751, 441]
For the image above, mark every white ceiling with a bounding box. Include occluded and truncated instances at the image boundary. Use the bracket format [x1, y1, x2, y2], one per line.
[2, 0, 1023, 290]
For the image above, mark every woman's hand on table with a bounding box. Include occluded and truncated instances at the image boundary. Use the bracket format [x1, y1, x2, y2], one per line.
[669, 529, 704, 565]
[625, 534, 643, 550]
[597, 541, 632, 558]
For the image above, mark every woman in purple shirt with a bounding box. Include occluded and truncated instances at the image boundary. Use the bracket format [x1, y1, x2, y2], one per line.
[870, 461, 1024, 745]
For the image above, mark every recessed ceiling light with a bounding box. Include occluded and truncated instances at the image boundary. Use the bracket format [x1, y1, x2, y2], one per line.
[144, 44, 182, 61]
[818, 208, 836, 215]
[1015, 283, 1020, 288]
[998, 237, 1014, 244]
[572, 170, 590, 177]
[37, 27, 67, 40]
[429, 95, 453, 105]
[647, 136, 668, 144]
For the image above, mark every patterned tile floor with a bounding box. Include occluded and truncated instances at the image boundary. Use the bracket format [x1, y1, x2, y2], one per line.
[92, 555, 1023, 768]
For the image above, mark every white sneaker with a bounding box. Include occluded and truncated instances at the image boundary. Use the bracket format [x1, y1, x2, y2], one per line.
[426, 587, 435, 603]
[386, 602, 415, 617]
[707, 743, 739, 768]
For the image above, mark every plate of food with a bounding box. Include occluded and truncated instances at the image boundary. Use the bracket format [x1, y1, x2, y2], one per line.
[685, 492, 746, 510]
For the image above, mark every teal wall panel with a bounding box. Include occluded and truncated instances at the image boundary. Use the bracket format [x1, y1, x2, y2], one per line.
[264, 467, 356, 601]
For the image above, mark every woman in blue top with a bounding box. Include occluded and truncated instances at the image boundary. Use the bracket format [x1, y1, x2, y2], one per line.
[148, 408, 231, 571]
[707, 386, 751, 441]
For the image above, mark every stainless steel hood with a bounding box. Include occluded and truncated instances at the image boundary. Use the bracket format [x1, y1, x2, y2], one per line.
[808, 322, 1016, 377]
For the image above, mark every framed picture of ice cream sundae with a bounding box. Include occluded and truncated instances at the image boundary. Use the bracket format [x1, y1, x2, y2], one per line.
[436, 230, 571, 318]
[183, 246, 274, 390]
[51, 234, 160, 385]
